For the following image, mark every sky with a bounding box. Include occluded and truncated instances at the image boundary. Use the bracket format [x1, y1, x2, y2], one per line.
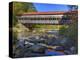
[33, 3, 70, 12]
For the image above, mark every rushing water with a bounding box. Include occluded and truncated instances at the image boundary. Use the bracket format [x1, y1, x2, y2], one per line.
[14, 30, 76, 57]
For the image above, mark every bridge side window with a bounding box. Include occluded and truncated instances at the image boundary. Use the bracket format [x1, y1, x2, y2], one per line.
[50, 18, 53, 20]
[52, 17, 54, 20]
[21, 18, 24, 20]
[33, 18, 36, 20]
[56, 18, 58, 20]
[45, 18, 47, 20]
[46, 18, 49, 20]
[18, 17, 22, 20]
[24, 17, 27, 20]
[49, 18, 51, 20]
[54, 18, 56, 20]
[41, 18, 43, 20]
[37, 18, 39, 20]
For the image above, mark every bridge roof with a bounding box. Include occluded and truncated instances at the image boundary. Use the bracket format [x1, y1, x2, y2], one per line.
[17, 11, 77, 16]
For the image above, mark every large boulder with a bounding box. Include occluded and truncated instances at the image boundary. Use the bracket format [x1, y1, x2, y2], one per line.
[29, 45, 46, 53]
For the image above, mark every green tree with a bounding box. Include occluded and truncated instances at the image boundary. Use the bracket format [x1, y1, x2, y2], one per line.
[67, 5, 78, 11]
[59, 5, 78, 53]
[13, 2, 37, 26]
[12, 2, 37, 43]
